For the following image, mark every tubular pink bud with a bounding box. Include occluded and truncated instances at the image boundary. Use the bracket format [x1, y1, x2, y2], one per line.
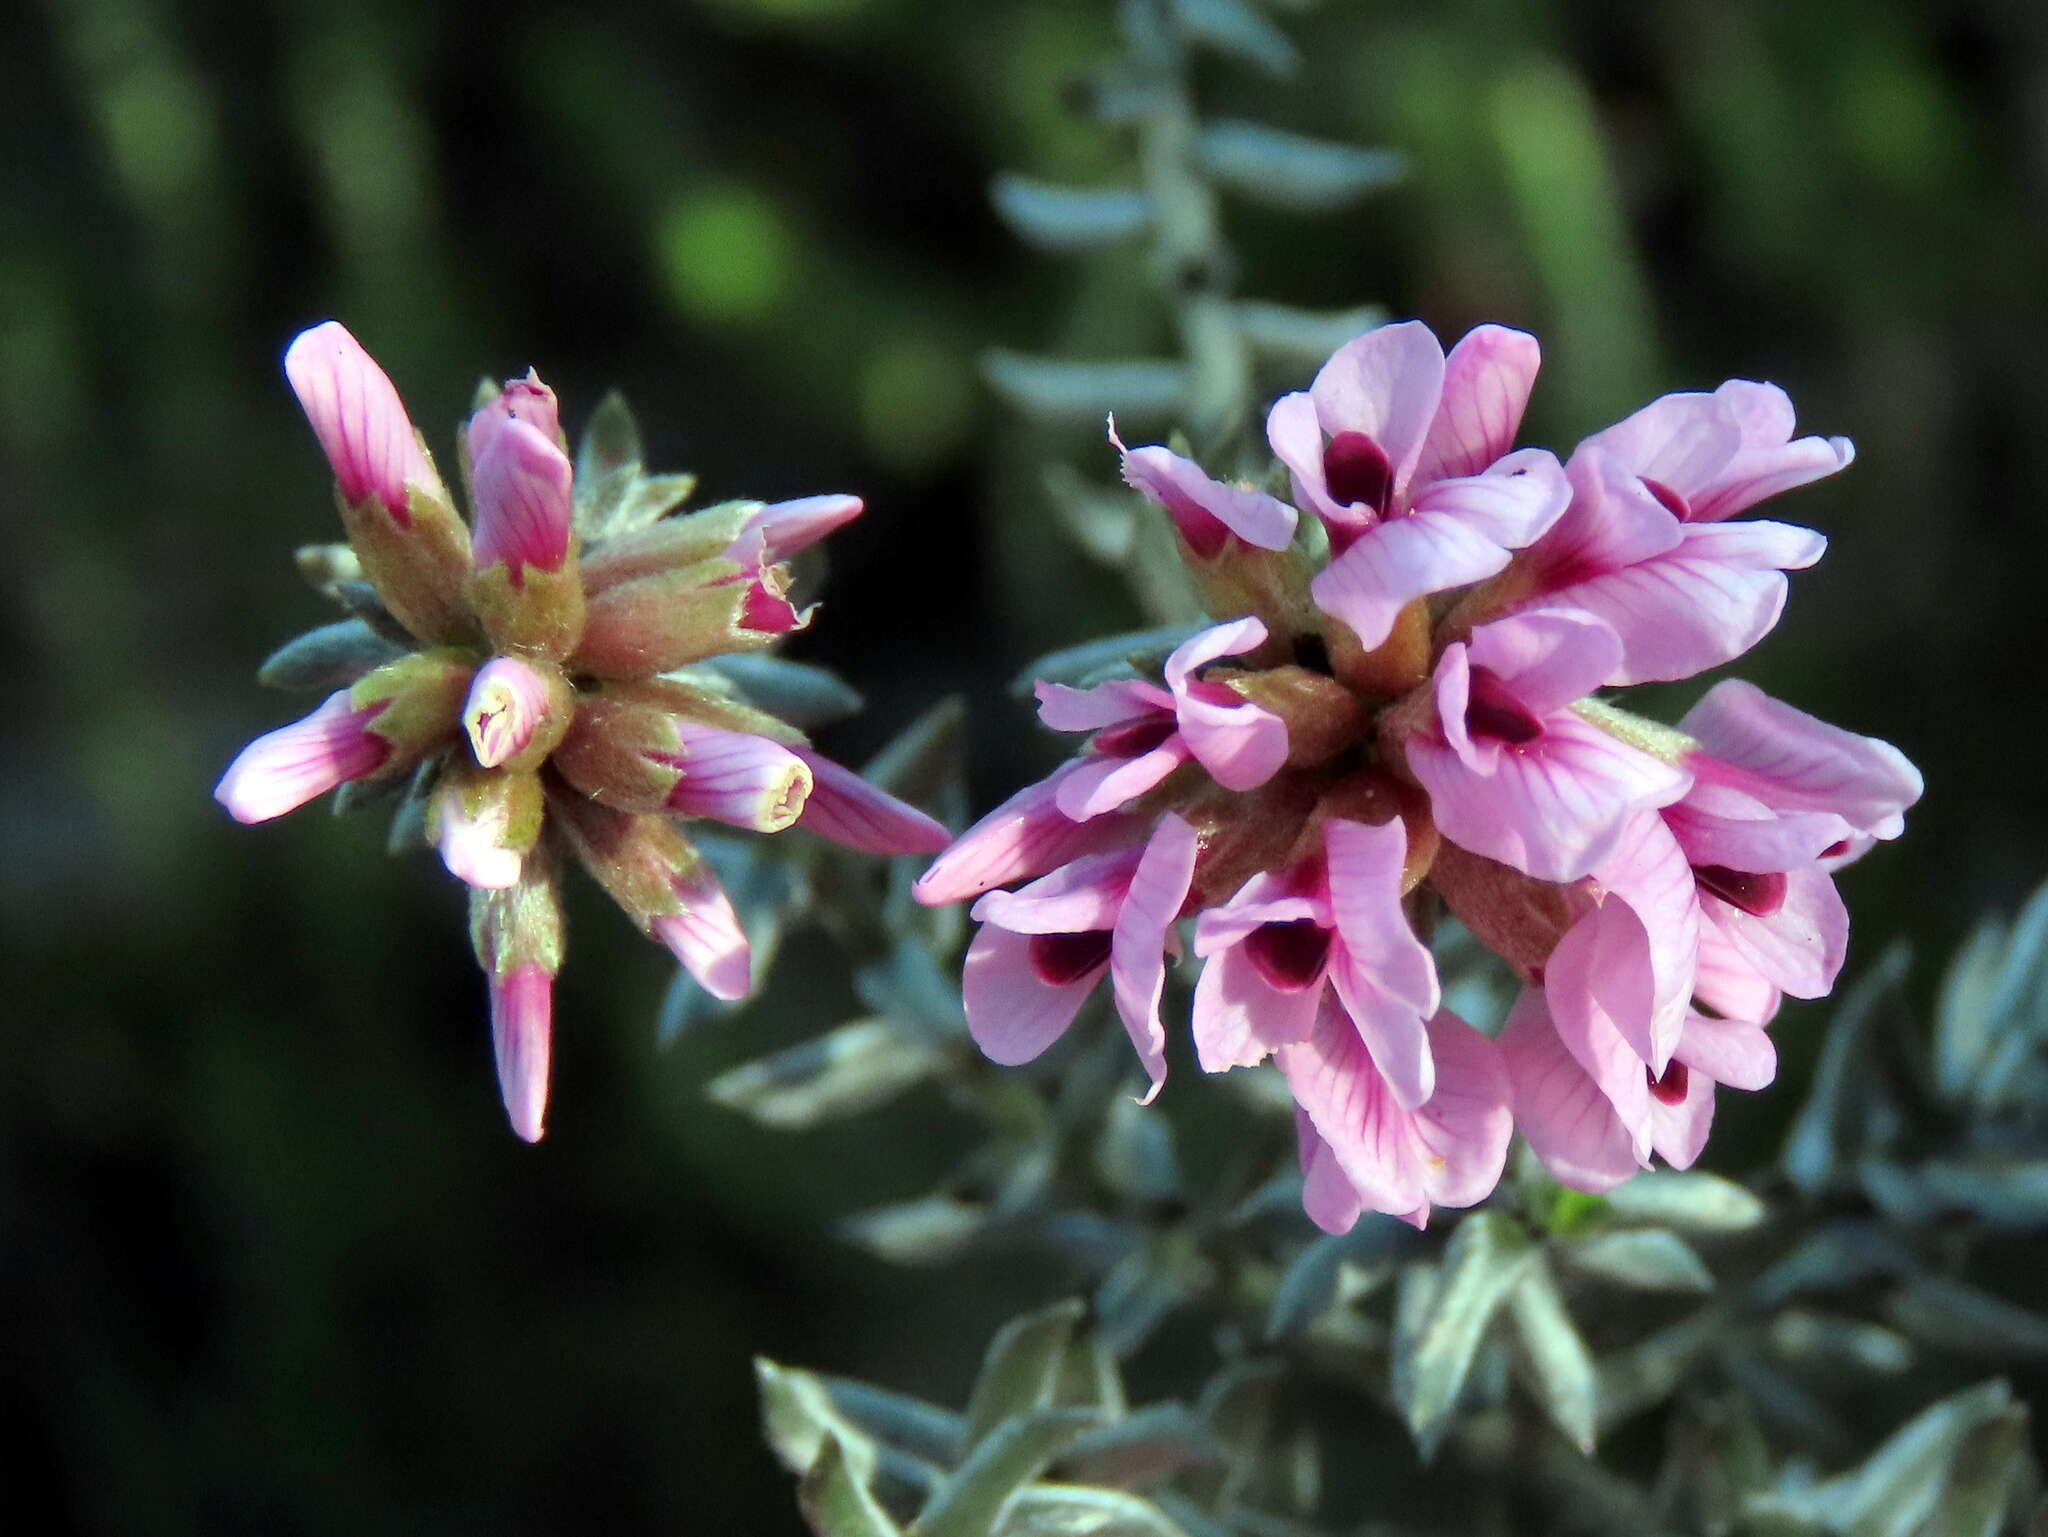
[432, 768, 543, 890]
[651, 866, 752, 1001]
[489, 964, 553, 1143]
[283, 321, 439, 520]
[664, 724, 814, 832]
[467, 370, 563, 467]
[725, 494, 864, 564]
[470, 416, 575, 583]
[463, 656, 567, 770]
[214, 690, 389, 824]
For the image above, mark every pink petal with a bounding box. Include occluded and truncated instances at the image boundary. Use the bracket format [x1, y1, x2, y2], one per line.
[1499, 988, 1644, 1193]
[1466, 607, 1623, 719]
[1694, 921, 1782, 1025]
[971, 846, 1140, 936]
[1192, 870, 1322, 953]
[1540, 520, 1828, 685]
[652, 867, 752, 1001]
[727, 495, 864, 564]
[1164, 619, 1288, 791]
[1546, 896, 1665, 1086]
[1110, 814, 1200, 1100]
[1590, 811, 1701, 1070]
[1663, 783, 1851, 872]
[1646, 1063, 1716, 1170]
[1035, 677, 1172, 732]
[962, 922, 1101, 1066]
[1518, 445, 1684, 596]
[1311, 504, 1519, 651]
[1681, 680, 1923, 839]
[789, 748, 950, 855]
[1267, 389, 1354, 534]
[462, 656, 555, 769]
[1408, 447, 1571, 546]
[489, 963, 553, 1143]
[1409, 1009, 1516, 1210]
[1054, 739, 1191, 820]
[1578, 390, 1745, 508]
[913, 764, 1144, 906]
[663, 725, 813, 833]
[1413, 324, 1541, 486]
[1674, 1012, 1776, 1092]
[282, 321, 434, 518]
[470, 416, 574, 580]
[434, 780, 524, 891]
[1190, 942, 1323, 1070]
[1406, 711, 1690, 883]
[1688, 381, 1854, 522]
[214, 690, 389, 824]
[1323, 818, 1440, 1109]
[1701, 866, 1847, 1000]
[1114, 431, 1296, 553]
[1297, 1114, 1367, 1235]
[465, 370, 562, 467]
[1308, 321, 1447, 502]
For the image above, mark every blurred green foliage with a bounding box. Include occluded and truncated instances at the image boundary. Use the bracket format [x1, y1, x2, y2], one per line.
[5, 0, 2045, 1532]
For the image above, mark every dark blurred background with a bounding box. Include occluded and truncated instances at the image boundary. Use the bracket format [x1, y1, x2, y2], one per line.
[4, 0, 2044, 1531]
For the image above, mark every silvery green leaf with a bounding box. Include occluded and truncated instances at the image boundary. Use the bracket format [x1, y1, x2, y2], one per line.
[1909, 1157, 2048, 1227]
[1745, 1381, 2016, 1537]
[1509, 1259, 1597, 1454]
[801, 1434, 906, 1537]
[1094, 1097, 1181, 1205]
[702, 653, 865, 728]
[1396, 1212, 1537, 1460]
[707, 1020, 944, 1130]
[983, 352, 1188, 425]
[965, 1301, 1088, 1447]
[912, 1408, 1104, 1537]
[1889, 1277, 2048, 1362]
[1054, 1328, 1127, 1421]
[1263, 1219, 1409, 1340]
[331, 579, 415, 645]
[1095, 1238, 1191, 1356]
[1752, 1221, 1915, 1308]
[258, 619, 406, 691]
[990, 174, 1157, 252]
[996, 1485, 1193, 1537]
[1784, 944, 1911, 1195]
[1171, 0, 1297, 76]
[605, 473, 700, 536]
[380, 756, 441, 855]
[825, 1378, 967, 1468]
[1058, 1405, 1223, 1490]
[1146, 1496, 1235, 1537]
[841, 1196, 989, 1268]
[1012, 625, 1200, 697]
[1594, 1309, 1722, 1432]
[1042, 463, 1141, 567]
[1767, 1312, 1914, 1376]
[759, 1358, 882, 1482]
[857, 940, 969, 1040]
[1723, 1354, 1848, 1451]
[573, 390, 643, 535]
[1983, 875, 2048, 1039]
[1605, 1170, 1764, 1232]
[331, 764, 413, 819]
[1232, 300, 1387, 368]
[1934, 917, 2008, 1104]
[1196, 121, 1405, 212]
[1564, 1229, 1714, 1294]
[1916, 1405, 2029, 1537]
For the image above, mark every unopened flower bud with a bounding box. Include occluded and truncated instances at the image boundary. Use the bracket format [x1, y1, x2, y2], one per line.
[724, 494, 864, 564]
[432, 764, 544, 890]
[214, 689, 390, 824]
[462, 656, 573, 771]
[466, 415, 584, 660]
[551, 695, 813, 830]
[650, 865, 752, 1001]
[469, 845, 565, 1142]
[466, 369, 563, 467]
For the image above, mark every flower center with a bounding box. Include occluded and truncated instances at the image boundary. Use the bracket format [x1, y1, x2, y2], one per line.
[1647, 1059, 1691, 1105]
[1092, 717, 1177, 759]
[1029, 930, 1114, 986]
[1245, 919, 1332, 991]
[1692, 864, 1788, 917]
[1464, 666, 1545, 745]
[1323, 431, 1393, 514]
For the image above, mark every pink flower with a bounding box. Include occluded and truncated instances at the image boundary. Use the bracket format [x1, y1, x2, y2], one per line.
[1112, 423, 1297, 555]
[1190, 817, 1438, 1105]
[463, 656, 555, 769]
[1035, 617, 1290, 819]
[650, 864, 753, 1002]
[283, 321, 439, 520]
[490, 962, 554, 1143]
[789, 747, 951, 855]
[913, 764, 1148, 906]
[961, 815, 1199, 1100]
[1398, 608, 1692, 882]
[725, 495, 865, 566]
[467, 370, 562, 465]
[1265, 322, 1570, 648]
[214, 690, 389, 824]
[469, 414, 575, 583]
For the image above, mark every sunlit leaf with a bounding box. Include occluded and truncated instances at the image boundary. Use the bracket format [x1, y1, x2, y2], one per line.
[1196, 121, 1404, 211]
[990, 174, 1156, 252]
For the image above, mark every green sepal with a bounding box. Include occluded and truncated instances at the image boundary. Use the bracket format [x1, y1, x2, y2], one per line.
[545, 787, 703, 932]
[467, 553, 586, 663]
[335, 478, 477, 646]
[349, 648, 477, 771]
[468, 836, 565, 978]
[573, 557, 791, 678]
[257, 619, 406, 692]
[579, 501, 760, 592]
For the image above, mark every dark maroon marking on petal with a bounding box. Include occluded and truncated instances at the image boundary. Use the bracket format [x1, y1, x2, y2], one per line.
[1464, 666, 1545, 745]
[1323, 431, 1393, 514]
[1821, 839, 1852, 859]
[1029, 930, 1114, 986]
[1159, 487, 1229, 559]
[1640, 477, 1691, 520]
[1692, 864, 1788, 917]
[1245, 920, 1333, 992]
[1647, 1059, 1691, 1105]
[1091, 717, 1177, 759]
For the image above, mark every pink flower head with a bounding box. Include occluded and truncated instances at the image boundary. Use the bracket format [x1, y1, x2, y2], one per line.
[913, 763, 1149, 907]
[650, 864, 752, 1002]
[1191, 817, 1439, 1106]
[467, 370, 562, 466]
[490, 962, 554, 1143]
[789, 747, 951, 856]
[469, 414, 575, 583]
[1287, 1002, 1514, 1232]
[657, 723, 814, 832]
[725, 495, 865, 566]
[1399, 608, 1691, 882]
[962, 814, 1199, 1101]
[1265, 321, 1570, 647]
[1034, 617, 1289, 820]
[433, 778, 525, 891]
[1111, 421, 1296, 556]
[283, 321, 439, 521]
[214, 690, 390, 824]
[463, 656, 554, 769]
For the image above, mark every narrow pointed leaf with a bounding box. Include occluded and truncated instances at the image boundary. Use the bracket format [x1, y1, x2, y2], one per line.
[1171, 0, 1297, 76]
[911, 1407, 1103, 1537]
[1888, 1278, 2048, 1362]
[825, 1379, 968, 1468]
[1934, 918, 2008, 1105]
[1604, 1170, 1765, 1232]
[1510, 1259, 1597, 1453]
[990, 174, 1156, 251]
[258, 619, 406, 691]
[1564, 1229, 1714, 1293]
[1784, 944, 1911, 1194]
[841, 1196, 989, 1268]
[964, 1300, 1088, 1447]
[1058, 1405, 1224, 1490]
[983, 352, 1188, 425]
[1397, 1213, 1537, 1459]
[996, 1485, 1193, 1536]
[801, 1434, 905, 1537]
[1918, 1406, 2029, 1537]
[1012, 625, 1202, 696]
[1196, 121, 1404, 211]
[699, 653, 866, 728]
[708, 1020, 945, 1130]
[759, 1359, 882, 1484]
[1767, 1312, 1914, 1375]
[1233, 301, 1389, 366]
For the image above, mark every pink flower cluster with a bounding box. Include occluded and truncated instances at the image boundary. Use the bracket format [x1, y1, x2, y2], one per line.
[217, 322, 946, 1141]
[917, 321, 1919, 1231]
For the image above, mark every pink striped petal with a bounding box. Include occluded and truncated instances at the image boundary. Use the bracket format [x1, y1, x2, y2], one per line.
[462, 656, 554, 769]
[652, 868, 752, 1001]
[1499, 988, 1644, 1193]
[489, 963, 553, 1143]
[662, 724, 813, 832]
[1546, 897, 1664, 1092]
[1646, 1062, 1716, 1169]
[283, 321, 435, 519]
[1163, 619, 1287, 791]
[1110, 814, 1200, 1100]
[1664, 783, 1851, 872]
[913, 764, 1145, 906]
[1308, 321, 1447, 502]
[726, 495, 865, 565]
[1267, 389, 1354, 534]
[970, 846, 1140, 936]
[1055, 740, 1191, 820]
[434, 780, 524, 891]
[1674, 1012, 1776, 1092]
[215, 690, 389, 824]
[1590, 811, 1701, 1071]
[1312, 507, 1515, 651]
[466, 370, 562, 467]
[1324, 818, 1439, 1110]
[1297, 1115, 1368, 1235]
[1414, 324, 1542, 486]
[1114, 430, 1297, 553]
[1466, 607, 1622, 719]
[961, 922, 1102, 1066]
[1190, 941, 1323, 1070]
[1682, 681, 1923, 840]
[1701, 866, 1847, 1000]
[1034, 677, 1171, 732]
[789, 748, 949, 855]
[1688, 381, 1854, 522]
[1192, 870, 1321, 954]
[1578, 390, 1744, 508]
[1694, 921, 1782, 1025]
[470, 416, 574, 580]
